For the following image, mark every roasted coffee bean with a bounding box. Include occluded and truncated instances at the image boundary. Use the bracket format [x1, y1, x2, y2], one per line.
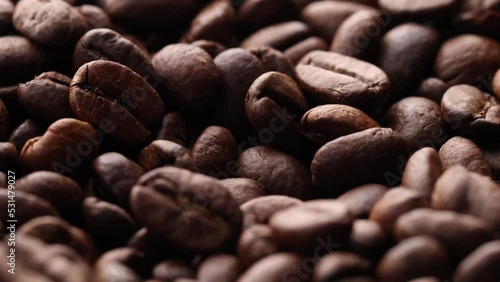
[153, 260, 195, 281]
[70, 61, 164, 144]
[0, 99, 7, 140]
[480, 143, 500, 180]
[311, 128, 408, 196]
[138, 140, 196, 172]
[401, 147, 442, 199]
[92, 152, 144, 209]
[416, 77, 448, 103]
[74, 29, 156, 83]
[240, 21, 310, 50]
[247, 46, 295, 78]
[439, 136, 492, 176]
[441, 85, 500, 138]
[297, 51, 391, 110]
[493, 68, 500, 99]
[376, 23, 440, 101]
[156, 112, 189, 147]
[18, 72, 74, 122]
[330, 10, 388, 59]
[369, 187, 428, 234]
[240, 195, 302, 228]
[348, 219, 388, 259]
[337, 184, 388, 219]
[13, 0, 88, 47]
[236, 0, 298, 35]
[435, 35, 500, 86]
[18, 216, 98, 261]
[152, 44, 222, 115]
[237, 253, 305, 282]
[8, 119, 45, 152]
[237, 224, 280, 269]
[432, 166, 500, 232]
[314, 252, 372, 282]
[184, 0, 235, 45]
[197, 254, 240, 282]
[94, 247, 147, 282]
[301, 104, 380, 146]
[16, 171, 83, 220]
[20, 118, 98, 175]
[452, 0, 500, 40]
[407, 278, 440, 282]
[283, 36, 328, 65]
[454, 240, 500, 282]
[0, 0, 13, 35]
[378, 0, 460, 20]
[0, 142, 16, 172]
[377, 237, 449, 282]
[385, 97, 445, 151]
[130, 167, 242, 252]
[245, 72, 308, 153]
[0, 189, 58, 226]
[395, 208, 495, 261]
[238, 146, 312, 199]
[190, 40, 226, 58]
[0, 171, 5, 187]
[269, 200, 353, 253]
[76, 5, 113, 30]
[218, 178, 266, 206]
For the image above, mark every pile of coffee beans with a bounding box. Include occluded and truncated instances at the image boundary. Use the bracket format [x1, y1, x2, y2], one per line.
[1, 0, 500, 281]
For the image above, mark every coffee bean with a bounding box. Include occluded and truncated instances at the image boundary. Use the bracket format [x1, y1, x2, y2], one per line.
[435, 35, 500, 86]
[153, 260, 195, 281]
[454, 240, 500, 282]
[18, 72, 74, 123]
[245, 71, 308, 154]
[13, 0, 88, 47]
[336, 184, 388, 219]
[0, 0, 13, 35]
[301, 104, 380, 146]
[379, 0, 460, 20]
[197, 254, 240, 282]
[238, 146, 312, 199]
[92, 152, 144, 209]
[439, 136, 492, 176]
[240, 21, 310, 50]
[441, 85, 500, 138]
[76, 5, 113, 30]
[237, 224, 279, 269]
[190, 40, 226, 58]
[0, 98, 7, 140]
[236, 0, 298, 35]
[130, 167, 242, 252]
[297, 51, 391, 110]
[94, 247, 147, 282]
[480, 143, 500, 181]
[184, 0, 235, 45]
[348, 219, 388, 259]
[493, 68, 500, 99]
[138, 140, 197, 172]
[407, 278, 441, 282]
[314, 252, 372, 282]
[269, 200, 353, 253]
[237, 253, 305, 282]
[156, 112, 189, 147]
[20, 118, 98, 175]
[8, 119, 45, 152]
[283, 36, 328, 65]
[377, 236, 449, 282]
[0, 142, 16, 172]
[239, 195, 302, 228]
[247, 46, 295, 78]
[0, 189, 58, 226]
[401, 147, 442, 199]
[0, 171, 5, 187]
[416, 77, 448, 103]
[218, 178, 266, 206]
[311, 128, 408, 196]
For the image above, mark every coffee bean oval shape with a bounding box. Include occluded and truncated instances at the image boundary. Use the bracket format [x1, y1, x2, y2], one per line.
[416, 77, 448, 103]
[493, 69, 500, 99]
[311, 128, 408, 196]
[314, 252, 372, 282]
[191, 40, 226, 58]
[13, 0, 88, 47]
[240, 195, 303, 228]
[236, 0, 298, 35]
[70, 60, 165, 144]
[130, 167, 242, 252]
[247, 46, 295, 78]
[378, 0, 460, 20]
[218, 178, 266, 206]
[8, 119, 45, 152]
[137, 140, 196, 172]
[349, 219, 388, 259]
[297, 51, 391, 110]
[93, 247, 146, 282]
[454, 240, 500, 282]
[76, 5, 113, 30]
[283, 36, 328, 65]
[152, 260, 195, 282]
[197, 254, 240, 282]
[184, 0, 235, 45]
[156, 112, 189, 146]
[240, 21, 311, 51]
[237, 224, 280, 269]
[401, 147, 442, 199]
[237, 252, 304, 282]
[336, 184, 388, 219]
[301, 104, 380, 146]
[0, 189, 58, 226]
[439, 136, 492, 176]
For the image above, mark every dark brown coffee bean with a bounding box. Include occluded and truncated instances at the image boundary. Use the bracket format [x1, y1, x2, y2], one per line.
[432, 166, 500, 232]
[348, 219, 387, 259]
[312, 128, 408, 196]
[8, 119, 45, 152]
[0, 0, 13, 35]
[190, 40, 226, 58]
[70, 60, 164, 144]
[377, 237, 449, 282]
[435, 35, 500, 86]
[0, 142, 16, 172]
[407, 278, 441, 282]
[16, 171, 83, 220]
[197, 254, 240, 282]
[301, 1, 374, 41]
[153, 260, 195, 282]
[191, 126, 237, 177]
[452, 0, 500, 40]
[245, 72, 308, 153]
[240, 195, 302, 228]
[18, 72, 74, 123]
[240, 21, 310, 51]
[94, 247, 147, 282]
[0, 189, 58, 226]
[76, 4, 113, 30]
[395, 208, 495, 261]
[152, 44, 222, 115]
[138, 140, 197, 172]
[416, 77, 448, 103]
[247, 46, 295, 78]
[184, 0, 235, 45]
[379, 0, 460, 20]
[20, 118, 98, 175]
[218, 178, 266, 206]
[18, 216, 98, 261]
[13, 0, 88, 46]
[269, 200, 353, 253]
[493, 68, 500, 99]
[156, 112, 189, 147]
[283, 36, 328, 65]
[236, 0, 298, 35]
[237, 224, 280, 269]
[238, 146, 312, 199]
[314, 252, 372, 282]
[0, 98, 7, 140]
[369, 187, 428, 234]
[376, 23, 440, 101]
[92, 152, 144, 209]
[385, 97, 445, 151]
[441, 85, 500, 138]
[331, 10, 388, 59]
[297, 51, 391, 110]
[237, 253, 305, 282]
[130, 167, 242, 252]
[401, 147, 442, 199]
[301, 104, 380, 146]
[480, 143, 500, 181]
[81, 197, 137, 250]
[0, 171, 5, 187]
[337, 184, 388, 219]
[439, 136, 492, 176]
[454, 240, 500, 282]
